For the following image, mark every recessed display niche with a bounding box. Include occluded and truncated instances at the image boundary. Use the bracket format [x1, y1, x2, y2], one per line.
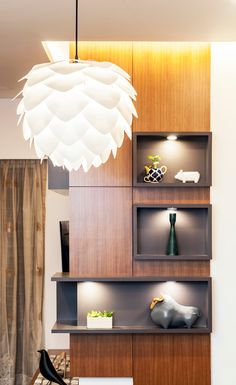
[51, 275, 212, 334]
[133, 204, 212, 260]
[133, 132, 212, 187]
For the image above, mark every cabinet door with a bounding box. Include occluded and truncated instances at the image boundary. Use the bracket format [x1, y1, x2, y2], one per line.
[133, 335, 210, 385]
[70, 335, 133, 377]
[70, 187, 132, 276]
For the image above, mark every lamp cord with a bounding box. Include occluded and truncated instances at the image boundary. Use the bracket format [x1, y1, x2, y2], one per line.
[75, 0, 79, 60]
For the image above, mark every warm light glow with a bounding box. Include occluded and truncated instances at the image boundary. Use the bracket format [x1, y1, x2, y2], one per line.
[167, 135, 177, 141]
[79, 282, 99, 293]
[163, 281, 177, 292]
[167, 207, 177, 214]
[42, 41, 70, 62]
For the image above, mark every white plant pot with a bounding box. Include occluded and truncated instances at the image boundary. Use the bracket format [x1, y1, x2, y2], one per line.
[87, 316, 113, 329]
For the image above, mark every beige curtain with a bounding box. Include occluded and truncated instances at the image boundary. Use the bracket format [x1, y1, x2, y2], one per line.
[0, 160, 47, 385]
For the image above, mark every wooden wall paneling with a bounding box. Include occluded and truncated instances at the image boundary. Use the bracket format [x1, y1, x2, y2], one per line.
[69, 42, 133, 187]
[70, 334, 133, 377]
[133, 335, 211, 385]
[68, 43, 211, 381]
[133, 260, 210, 277]
[70, 187, 132, 276]
[133, 188, 210, 205]
[132, 42, 210, 132]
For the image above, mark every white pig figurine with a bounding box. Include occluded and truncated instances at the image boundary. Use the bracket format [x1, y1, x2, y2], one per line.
[175, 170, 200, 183]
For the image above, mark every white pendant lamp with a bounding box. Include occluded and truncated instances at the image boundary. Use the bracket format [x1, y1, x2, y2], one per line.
[16, 0, 137, 172]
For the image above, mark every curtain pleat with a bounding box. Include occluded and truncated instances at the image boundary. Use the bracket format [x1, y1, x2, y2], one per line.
[0, 160, 47, 385]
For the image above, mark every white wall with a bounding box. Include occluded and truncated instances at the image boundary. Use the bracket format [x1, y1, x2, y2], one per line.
[0, 99, 69, 349]
[211, 43, 236, 385]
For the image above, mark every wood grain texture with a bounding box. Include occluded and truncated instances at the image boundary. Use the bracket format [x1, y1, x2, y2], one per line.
[69, 42, 133, 187]
[70, 187, 132, 276]
[133, 42, 210, 132]
[133, 260, 210, 277]
[70, 334, 132, 377]
[133, 188, 210, 204]
[133, 334, 210, 385]
[70, 136, 132, 187]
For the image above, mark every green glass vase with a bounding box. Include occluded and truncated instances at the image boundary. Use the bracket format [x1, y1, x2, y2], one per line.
[166, 213, 178, 256]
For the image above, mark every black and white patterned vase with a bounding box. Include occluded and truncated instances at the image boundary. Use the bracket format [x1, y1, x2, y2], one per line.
[144, 165, 167, 183]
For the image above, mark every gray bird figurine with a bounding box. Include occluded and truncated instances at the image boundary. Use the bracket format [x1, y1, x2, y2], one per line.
[38, 349, 67, 385]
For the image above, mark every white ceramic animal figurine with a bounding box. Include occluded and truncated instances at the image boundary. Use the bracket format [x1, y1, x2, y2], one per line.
[175, 170, 200, 183]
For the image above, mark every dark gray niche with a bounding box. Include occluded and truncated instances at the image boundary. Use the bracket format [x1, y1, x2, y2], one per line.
[133, 204, 212, 261]
[48, 159, 69, 191]
[52, 275, 212, 334]
[133, 132, 212, 187]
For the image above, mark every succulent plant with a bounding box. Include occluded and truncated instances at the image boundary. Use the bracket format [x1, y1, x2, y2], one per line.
[87, 310, 113, 318]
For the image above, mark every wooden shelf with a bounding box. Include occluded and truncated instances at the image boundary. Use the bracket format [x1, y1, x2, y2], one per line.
[133, 132, 212, 187]
[52, 322, 211, 334]
[52, 274, 210, 282]
[133, 204, 212, 261]
[52, 275, 212, 335]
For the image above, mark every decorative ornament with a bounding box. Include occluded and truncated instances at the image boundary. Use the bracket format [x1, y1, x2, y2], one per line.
[175, 170, 200, 183]
[150, 294, 201, 329]
[144, 154, 167, 183]
[16, 0, 137, 172]
[166, 211, 178, 256]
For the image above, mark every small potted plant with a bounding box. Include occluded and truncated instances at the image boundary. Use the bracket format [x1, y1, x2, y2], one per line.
[87, 310, 114, 329]
[144, 154, 167, 183]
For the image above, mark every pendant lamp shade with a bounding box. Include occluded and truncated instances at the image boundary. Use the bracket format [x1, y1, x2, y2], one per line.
[17, 60, 137, 172]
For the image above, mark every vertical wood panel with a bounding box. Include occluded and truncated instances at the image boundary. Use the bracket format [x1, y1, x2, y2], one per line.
[70, 334, 133, 377]
[133, 42, 210, 132]
[70, 187, 132, 276]
[133, 335, 210, 385]
[69, 42, 133, 187]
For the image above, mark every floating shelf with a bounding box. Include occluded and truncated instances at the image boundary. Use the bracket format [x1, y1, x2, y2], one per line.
[133, 132, 212, 187]
[133, 204, 212, 261]
[52, 274, 212, 334]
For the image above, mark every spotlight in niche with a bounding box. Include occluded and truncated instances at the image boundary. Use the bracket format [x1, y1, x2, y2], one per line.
[167, 207, 177, 214]
[167, 135, 177, 141]
[80, 281, 99, 295]
[165, 281, 177, 287]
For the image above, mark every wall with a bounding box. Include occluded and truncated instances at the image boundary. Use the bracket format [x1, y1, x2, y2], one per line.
[0, 98, 69, 349]
[211, 43, 236, 385]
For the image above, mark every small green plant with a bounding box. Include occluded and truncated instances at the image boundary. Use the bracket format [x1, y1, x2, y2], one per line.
[87, 310, 113, 318]
[147, 154, 161, 169]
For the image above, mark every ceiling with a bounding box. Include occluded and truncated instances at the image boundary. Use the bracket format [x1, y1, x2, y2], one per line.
[1, 0, 236, 97]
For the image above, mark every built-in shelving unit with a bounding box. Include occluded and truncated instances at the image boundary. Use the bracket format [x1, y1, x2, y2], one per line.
[133, 204, 212, 261]
[133, 132, 212, 187]
[52, 274, 212, 334]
